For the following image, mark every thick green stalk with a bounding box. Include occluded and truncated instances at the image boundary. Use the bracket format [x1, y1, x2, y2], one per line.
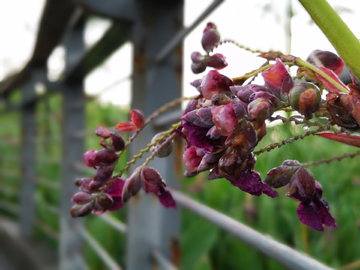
[299, 0, 360, 82]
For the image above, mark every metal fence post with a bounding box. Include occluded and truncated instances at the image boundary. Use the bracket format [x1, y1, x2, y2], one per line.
[59, 16, 86, 270]
[19, 80, 37, 238]
[127, 1, 184, 269]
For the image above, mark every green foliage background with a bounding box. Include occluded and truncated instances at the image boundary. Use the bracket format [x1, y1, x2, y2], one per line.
[0, 92, 359, 270]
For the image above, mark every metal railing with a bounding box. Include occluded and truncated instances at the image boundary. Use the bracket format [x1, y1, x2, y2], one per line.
[0, 0, 337, 269]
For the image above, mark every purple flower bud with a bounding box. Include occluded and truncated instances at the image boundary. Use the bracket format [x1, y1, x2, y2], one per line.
[196, 108, 214, 126]
[191, 62, 207, 74]
[211, 104, 238, 136]
[263, 160, 300, 188]
[75, 177, 92, 192]
[306, 50, 344, 75]
[184, 170, 199, 178]
[206, 125, 223, 140]
[109, 132, 125, 152]
[95, 149, 119, 165]
[202, 22, 220, 52]
[84, 150, 101, 167]
[93, 165, 115, 186]
[250, 91, 280, 108]
[70, 202, 94, 218]
[72, 192, 93, 205]
[122, 167, 142, 203]
[94, 193, 114, 212]
[236, 84, 268, 104]
[190, 79, 202, 94]
[289, 83, 321, 120]
[182, 109, 213, 128]
[203, 53, 228, 70]
[197, 149, 226, 172]
[191, 51, 204, 63]
[95, 126, 111, 138]
[150, 133, 174, 158]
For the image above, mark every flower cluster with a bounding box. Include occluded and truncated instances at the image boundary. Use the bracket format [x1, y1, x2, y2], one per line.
[71, 21, 360, 232]
[71, 110, 176, 217]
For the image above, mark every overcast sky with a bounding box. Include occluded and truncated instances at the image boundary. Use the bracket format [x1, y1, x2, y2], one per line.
[1, 0, 360, 107]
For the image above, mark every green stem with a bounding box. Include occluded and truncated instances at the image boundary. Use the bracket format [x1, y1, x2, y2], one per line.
[296, 58, 349, 94]
[299, 0, 360, 82]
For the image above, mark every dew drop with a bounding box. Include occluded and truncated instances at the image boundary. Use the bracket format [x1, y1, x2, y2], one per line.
[303, 125, 309, 131]
[335, 114, 339, 117]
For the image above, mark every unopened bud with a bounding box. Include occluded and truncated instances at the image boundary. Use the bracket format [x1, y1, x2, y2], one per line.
[93, 165, 115, 186]
[289, 83, 321, 120]
[203, 53, 228, 70]
[94, 193, 114, 211]
[84, 150, 100, 167]
[202, 22, 220, 52]
[109, 133, 125, 152]
[122, 167, 142, 203]
[95, 149, 119, 165]
[191, 62, 206, 74]
[72, 192, 93, 205]
[70, 202, 94, 218]
[306, 50, 344, 75]
[95, 126, 111, 138]
[141, 166, 166, 195]
[150, 133, 174, 158]
[264, 160, 300, 188]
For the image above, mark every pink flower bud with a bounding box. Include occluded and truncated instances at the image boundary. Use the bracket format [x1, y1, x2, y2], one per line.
[183, 146, 205, 173]
[247, 98, 274, 125]
[84, 150, 100, 167]
[261, 59, 293, 100]
[200, 70, 234, 99]
[211, 103, 238, 136]
[75, 177, 92, 192]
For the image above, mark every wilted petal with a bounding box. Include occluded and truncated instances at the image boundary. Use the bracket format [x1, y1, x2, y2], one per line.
[115, 121, 138, 132]
[211, 104, 238, 136]
[317, 132, 360, 148]
[297, 203, 323, 231]
[314, 198, 337, 228]
[158, 190, 176, 209]
[95, 126, 111, 138]
[130, 110, 145, 128]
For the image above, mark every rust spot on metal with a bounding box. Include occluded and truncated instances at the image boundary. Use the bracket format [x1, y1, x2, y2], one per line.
[170, 235, 181, 266]
[134, 45, 147, 76]
[173, 136, 183, 176]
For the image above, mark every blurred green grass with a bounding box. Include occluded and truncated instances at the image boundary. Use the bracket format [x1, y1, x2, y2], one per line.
[0, 94, 359, 270]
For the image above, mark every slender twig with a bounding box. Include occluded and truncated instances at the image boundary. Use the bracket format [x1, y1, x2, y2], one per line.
[302, 150, 360, 167]
[254, 124, 332, 155]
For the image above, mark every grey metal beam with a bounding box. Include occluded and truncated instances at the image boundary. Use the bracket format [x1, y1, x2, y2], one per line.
[76, 0, 136, 23]
[127, 1, 183, 269]
[59, 17, 86, 270]
[63, 23, 130, 83]
[171, 190, 334, 270]
[19, 81, 37, 238]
